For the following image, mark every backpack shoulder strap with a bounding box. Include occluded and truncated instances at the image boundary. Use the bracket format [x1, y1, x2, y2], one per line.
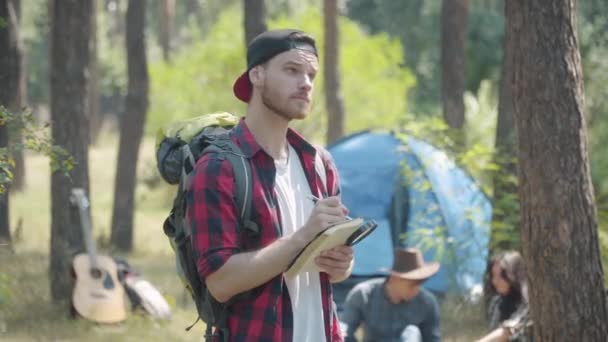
[203, 136, 258, 235]
[223, 146, 258, 234]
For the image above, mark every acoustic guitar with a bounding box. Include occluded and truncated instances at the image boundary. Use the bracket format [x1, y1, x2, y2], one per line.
[71, 188, 126, 323]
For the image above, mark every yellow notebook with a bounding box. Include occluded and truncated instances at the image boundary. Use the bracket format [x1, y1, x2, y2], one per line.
[285, 218, 377, 278]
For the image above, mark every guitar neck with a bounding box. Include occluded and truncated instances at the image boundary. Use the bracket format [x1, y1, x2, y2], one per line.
[72, 189, 100, 270]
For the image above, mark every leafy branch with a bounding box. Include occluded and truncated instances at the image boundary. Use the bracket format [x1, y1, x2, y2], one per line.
[0, 106, 73, 193]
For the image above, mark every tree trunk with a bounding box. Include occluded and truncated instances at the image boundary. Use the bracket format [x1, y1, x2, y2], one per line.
[0, 0, 11, 244]
[440, 0, 468, 130]
[496, 19, 515, 162]
[8, 0, 24, 192]
[50, 0, 93, 303]
[0, 0, 23, 245]
[490, 1, 518, 251]
[158, 0, 174, 62]
[11, 130, 24, 190]
[0, 187, 7, 247]
[509, 1, 608, 340]
[89, 0, 101, 145]
[110, 0, 149, 252]
[243, 0, 266, 46]
[324, 0, 345, 145]
[0, 119, 8, 245]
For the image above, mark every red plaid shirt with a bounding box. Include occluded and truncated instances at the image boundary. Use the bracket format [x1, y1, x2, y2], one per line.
[186, 118, 344, 342]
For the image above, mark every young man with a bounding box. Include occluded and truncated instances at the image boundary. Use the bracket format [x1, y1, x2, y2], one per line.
[186, 29, 353, 342]
[340, 248, 441, 342]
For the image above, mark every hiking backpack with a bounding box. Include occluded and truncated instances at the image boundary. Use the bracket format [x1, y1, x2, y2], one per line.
[156, 112, 258, 340]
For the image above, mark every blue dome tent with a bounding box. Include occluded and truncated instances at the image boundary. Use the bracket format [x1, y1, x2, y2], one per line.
[328, 131, 492, 305]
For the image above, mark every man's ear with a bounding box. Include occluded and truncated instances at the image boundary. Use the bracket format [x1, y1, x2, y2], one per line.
[249, 65, 265, 87]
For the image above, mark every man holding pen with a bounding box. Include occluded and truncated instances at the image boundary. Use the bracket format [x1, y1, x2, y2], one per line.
[186, 29, 353, 342]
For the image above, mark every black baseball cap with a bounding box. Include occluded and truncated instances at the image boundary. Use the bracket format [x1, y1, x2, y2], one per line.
[233, 29, 318, 103]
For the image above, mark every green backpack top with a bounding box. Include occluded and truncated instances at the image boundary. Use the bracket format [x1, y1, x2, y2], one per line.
[156, 112, 258, 341]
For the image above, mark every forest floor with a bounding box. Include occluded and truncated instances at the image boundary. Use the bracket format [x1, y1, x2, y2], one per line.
[2, 131, 486, 341]
[1, 251, 486, 342]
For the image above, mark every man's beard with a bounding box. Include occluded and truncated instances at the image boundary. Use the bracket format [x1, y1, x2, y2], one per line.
[261, 83, 308, 121]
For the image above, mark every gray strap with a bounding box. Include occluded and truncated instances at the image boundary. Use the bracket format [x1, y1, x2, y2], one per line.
[180, 144, 196, 191]
[203, 138, 258, 235]
[223, 150, 256, 233]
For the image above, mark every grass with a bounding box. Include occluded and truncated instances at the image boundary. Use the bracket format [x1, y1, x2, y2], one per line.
[2, 130, 486, 341]
[0, 250, 203, 342]
[440, 295, 487, 341]
[1, 250, 485, 342]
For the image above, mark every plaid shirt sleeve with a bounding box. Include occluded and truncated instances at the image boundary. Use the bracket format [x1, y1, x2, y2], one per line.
[186, 153, 241, 279]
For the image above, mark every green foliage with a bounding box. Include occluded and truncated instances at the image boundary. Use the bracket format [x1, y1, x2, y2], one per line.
[463, 80, 498, 192]
[346, 0, 440, 113]
[21, 0, 128, 108]
[578, 6, 608, 187]
[97, 5, 127, 106]
[345, 0, 504, 114]
[488, 164, 520, 251]
[0, 107, 73, 194]
[598, 192, 608, 270]
[145, 0, 240, 50]
[146, 5, 415, 142]
[463, 80, 520, 251]
[266, 0, 320, 18]
[395, 79, 499, 195]
[465, 7, 504, 93]
[270, 7, 415, 140]
[394, 121, 494, 288]
[395, 79, 521, 264]
[21, 1, 50, 105]
[146, 6, 247, 136]
[578, 0, 608, 283]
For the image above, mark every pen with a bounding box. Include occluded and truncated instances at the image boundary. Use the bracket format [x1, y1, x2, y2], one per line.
[307, 194, 352, 220]
[306, 194, 321, 204]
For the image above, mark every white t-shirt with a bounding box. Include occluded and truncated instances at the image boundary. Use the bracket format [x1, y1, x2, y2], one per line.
[274, 144, 326, 342]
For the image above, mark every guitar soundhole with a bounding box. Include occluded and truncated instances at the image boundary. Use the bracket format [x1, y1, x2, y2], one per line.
[90, 268, 103, 279]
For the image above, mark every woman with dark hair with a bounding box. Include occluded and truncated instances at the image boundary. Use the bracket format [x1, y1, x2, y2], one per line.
[477, 251, 532, 342]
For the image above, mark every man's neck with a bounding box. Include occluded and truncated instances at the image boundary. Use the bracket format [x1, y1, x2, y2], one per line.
[384, 281, 401, 305]
[245, 103, 290, 161]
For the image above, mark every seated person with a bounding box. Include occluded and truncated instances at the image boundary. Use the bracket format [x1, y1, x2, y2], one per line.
[477, 250, 532, 342]
[340, 248, 441, 342]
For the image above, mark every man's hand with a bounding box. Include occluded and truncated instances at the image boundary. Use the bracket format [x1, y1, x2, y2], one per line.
[315, 245, 354, 283]
[296, 196, 348, 246]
